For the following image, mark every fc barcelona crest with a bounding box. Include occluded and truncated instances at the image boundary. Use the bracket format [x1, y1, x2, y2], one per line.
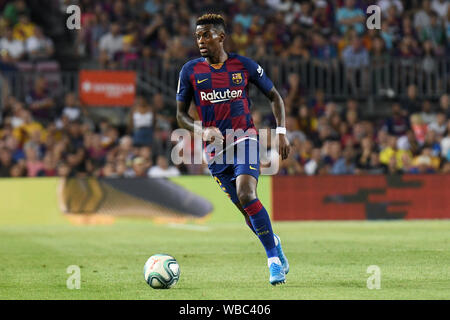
[232, 72, 243, 85]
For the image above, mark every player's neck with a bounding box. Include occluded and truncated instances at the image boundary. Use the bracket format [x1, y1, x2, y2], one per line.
[206, 50, 228, 65]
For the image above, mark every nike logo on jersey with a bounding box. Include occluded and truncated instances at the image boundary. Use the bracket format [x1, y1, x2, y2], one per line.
[197, 78, 208, 84]
[249, 165, 258, 171]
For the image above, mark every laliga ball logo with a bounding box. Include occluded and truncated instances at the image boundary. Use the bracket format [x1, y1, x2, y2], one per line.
[143, 254, 180, 289]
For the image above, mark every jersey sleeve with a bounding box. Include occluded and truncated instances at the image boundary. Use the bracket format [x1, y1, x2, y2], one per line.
[176, 64, 193, 103]
[240, 56, 274, 95]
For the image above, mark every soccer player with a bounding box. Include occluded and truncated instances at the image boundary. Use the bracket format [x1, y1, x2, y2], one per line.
[176, 14, 290, 285]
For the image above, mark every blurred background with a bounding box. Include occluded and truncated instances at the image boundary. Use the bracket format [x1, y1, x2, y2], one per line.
[0, 0, 449, 180]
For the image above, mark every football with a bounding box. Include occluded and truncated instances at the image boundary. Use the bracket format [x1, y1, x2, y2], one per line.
[143, 254, 180, 289]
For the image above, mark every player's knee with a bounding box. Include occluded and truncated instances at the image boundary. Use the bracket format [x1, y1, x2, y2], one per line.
[237, 189, 257, 207]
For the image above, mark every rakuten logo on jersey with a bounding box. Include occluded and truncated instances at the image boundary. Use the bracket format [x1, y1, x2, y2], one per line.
[200, 89, 243, 104]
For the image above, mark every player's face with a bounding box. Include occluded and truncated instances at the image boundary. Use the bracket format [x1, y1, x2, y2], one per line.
[195, 25, 223, 58]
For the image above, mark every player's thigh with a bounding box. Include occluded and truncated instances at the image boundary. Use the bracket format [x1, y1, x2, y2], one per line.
[233, 139, 260, 204]
[212, 171, 239, 204]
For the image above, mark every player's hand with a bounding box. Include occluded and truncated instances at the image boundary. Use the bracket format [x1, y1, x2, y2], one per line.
[278, 134, 290, 160]
[202, 127, 224, 144]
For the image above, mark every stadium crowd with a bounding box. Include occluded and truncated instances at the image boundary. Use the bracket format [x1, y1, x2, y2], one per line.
[66, 0, 450, 70]
[0, 0, 450, 178]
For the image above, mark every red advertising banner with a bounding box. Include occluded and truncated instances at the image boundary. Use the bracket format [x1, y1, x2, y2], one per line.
[272, 175, 450, 221]
[79, 70, 136, 106]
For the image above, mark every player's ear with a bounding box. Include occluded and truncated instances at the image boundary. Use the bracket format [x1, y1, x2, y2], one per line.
[218, 29, 226, 43]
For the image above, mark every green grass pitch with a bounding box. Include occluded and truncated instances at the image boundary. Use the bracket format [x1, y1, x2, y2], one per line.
[0, 177, 449, 299]
[1, 219, 449, 299]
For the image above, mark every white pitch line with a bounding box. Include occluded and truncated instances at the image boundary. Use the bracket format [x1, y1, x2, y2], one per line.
[167, 223, 212, 232]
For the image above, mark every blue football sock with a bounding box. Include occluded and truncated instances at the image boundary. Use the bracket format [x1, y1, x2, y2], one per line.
[243, 199, 277, 258]
[245, 216, 257, 235]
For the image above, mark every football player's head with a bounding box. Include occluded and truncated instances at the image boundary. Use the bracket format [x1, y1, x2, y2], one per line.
[195, 13, 226, 58]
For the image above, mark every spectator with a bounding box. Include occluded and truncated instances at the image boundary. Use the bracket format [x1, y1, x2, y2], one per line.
[431, 0, 448, 19]
[370, 36, 389, 60]
[414, 0, 433, 31]
[122, 156, 149, 177]
[230, 23, 249, 56]
[24, 145, 44, 177]
[410, 113, 428, 145]
[440, 122, 450, 161]
[60, 92, 83, 123]
[2, 0, 28, 26]
[86, 133, 107, 168]
[421, 40, 438, 75]
[0, 147, 13, 177]
[233, 1, 253, 32]
[409, 154, 436, 173]
[356, 136, 375, 171]
[336, 0, 366, 35]
[283, 73, 304, 113]
[12, 14, 35, 41]
[313, 0, 333, 36]
[342, 36, 369, 93]
[331, 146, 356, 175]
[117, 135, 136, 164]
[37, 152, 56, 176]
[56, 162, 72, 178]
[10, 163, 27, 177]
[144, 0, 163, 15]
[380, 20, 395, 50]
[308, 89, 327, 117]
[377, 0, 404, 17]
[297, 105, 318, 137]
[0, 26, 25, 63]
[366, 151, 387, 174]
[402, 84, 422, 114]
[310, 32, 337, 62]
[439, 94, 450, 118]
[419, 100, 437, 125]
[148, 155, 180, 178]
[420, 12, 446, 51]
[286, 115, 306, 145]
[304, 148, 322, 176]
[379, 135, 412, 170]
[25, 76, 55, 124]
[342, 37, 369, 70]
[297, 1, 314, 30]
[399, 15, 418, 40]
[23, 128, 45, 159]
[26, 26, 54, 61]
[384, 102, 410, 136]
[98, 22, 123, 66]
[128, 96, 156, 147]
[428, 111, 447, 137]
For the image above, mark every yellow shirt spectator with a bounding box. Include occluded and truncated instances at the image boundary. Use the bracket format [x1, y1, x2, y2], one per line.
[379, 147, 412, 169]
[13, 121, 45, 145]
[13, 16, 36, 41]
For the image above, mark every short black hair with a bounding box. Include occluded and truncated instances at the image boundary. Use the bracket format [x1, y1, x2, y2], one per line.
[196, 13, 226, 32]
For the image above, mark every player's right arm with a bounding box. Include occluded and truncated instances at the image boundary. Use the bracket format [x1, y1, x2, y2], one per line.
[176, 100, 198, 132]
[176, 63, 196, 132]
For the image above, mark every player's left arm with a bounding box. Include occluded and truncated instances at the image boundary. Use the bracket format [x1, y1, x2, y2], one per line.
[266, 87, 290, 160]
[246, 58, 290, 160]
